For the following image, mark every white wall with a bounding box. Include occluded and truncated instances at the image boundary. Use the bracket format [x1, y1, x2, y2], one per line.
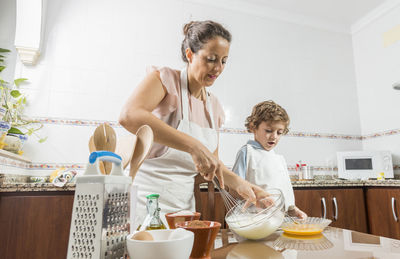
[0, 0, 17, 82]
[352, 3, 400, 165]
[7, 0, 365, 174]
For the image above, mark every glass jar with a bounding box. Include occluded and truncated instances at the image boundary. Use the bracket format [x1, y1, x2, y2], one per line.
[139, 194, 166, 230]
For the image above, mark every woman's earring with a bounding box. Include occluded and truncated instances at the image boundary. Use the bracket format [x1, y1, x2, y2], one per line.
[185, 48, 193, 63]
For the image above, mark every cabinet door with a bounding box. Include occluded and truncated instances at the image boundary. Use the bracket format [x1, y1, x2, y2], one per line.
[294, 188, 368, 233]
[366, 188, 400, 239]
[294, 189, 332, 219]
[326, 188, 368, 233]
[0, 192, 74, 259]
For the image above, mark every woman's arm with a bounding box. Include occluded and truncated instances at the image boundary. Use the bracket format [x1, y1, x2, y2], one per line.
[119, 71, 223, 183]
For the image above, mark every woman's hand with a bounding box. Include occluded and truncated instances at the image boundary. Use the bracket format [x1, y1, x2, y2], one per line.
[233, 180, 274, 209]
[190, 143, 224, 188]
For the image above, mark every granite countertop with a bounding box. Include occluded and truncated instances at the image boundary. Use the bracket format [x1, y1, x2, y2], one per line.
[1, 179, 400, 193]
[291, 179, 400, 187]
[0, 183, 76, 192]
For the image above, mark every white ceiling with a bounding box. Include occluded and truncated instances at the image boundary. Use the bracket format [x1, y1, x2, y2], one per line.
[194, 0, 396, 33]
[245, 0, 386, 27]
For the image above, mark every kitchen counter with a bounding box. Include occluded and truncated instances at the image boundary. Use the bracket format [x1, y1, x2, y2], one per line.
[291, 179, 400, 187]
[2, 179, 400, 192]
[212, 227, 400, 258]
[0, 182, 76, 192]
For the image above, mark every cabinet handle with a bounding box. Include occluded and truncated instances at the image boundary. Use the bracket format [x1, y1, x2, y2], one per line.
[321, 197, 326, 219]
[332, 197, 338, 221]
[392, 197, 398, 222]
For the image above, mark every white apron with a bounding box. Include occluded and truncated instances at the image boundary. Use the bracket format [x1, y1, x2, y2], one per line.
[133, 67, 218, 221]
[245, 145, 295, 210]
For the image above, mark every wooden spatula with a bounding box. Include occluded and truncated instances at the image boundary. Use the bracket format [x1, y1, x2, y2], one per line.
[129, 125, 154, 181]
[93, 123, 116, 174]
[88, 135, 106, 174]
[115, 134, 137, 170]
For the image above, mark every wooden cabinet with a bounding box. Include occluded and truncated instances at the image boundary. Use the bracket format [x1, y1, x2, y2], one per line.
[365, 187, 400, 239]
[198, 191, 226, 227]
[194, 175, 227, 228]
[294, 188, 368, 233]
[0, 191, 74, 259]
[1, 185, 398, 259]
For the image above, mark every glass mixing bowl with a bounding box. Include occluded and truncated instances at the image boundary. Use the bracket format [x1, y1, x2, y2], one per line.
[281, 217, 332, 236]
[225, 188, 285, 240]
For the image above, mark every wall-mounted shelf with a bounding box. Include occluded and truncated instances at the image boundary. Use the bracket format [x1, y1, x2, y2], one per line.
[0, 149, 31, 163]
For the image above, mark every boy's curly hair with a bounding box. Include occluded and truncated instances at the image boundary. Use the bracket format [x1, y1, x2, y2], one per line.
[245, 100, 290, 134]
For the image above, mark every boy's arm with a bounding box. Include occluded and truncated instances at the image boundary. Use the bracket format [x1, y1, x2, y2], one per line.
[232, 146, 247, 179]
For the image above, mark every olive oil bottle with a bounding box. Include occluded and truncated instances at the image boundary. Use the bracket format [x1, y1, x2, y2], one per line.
[141, 194, 166, 230]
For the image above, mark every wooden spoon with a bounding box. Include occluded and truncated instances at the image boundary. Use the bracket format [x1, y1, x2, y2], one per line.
[93, 123, 116, 174]
[88, 135, 106, 174]
[129, 125, 154, 181]
[115, 134, 137, 170]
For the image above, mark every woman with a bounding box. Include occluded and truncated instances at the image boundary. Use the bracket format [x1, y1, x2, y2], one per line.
[119, 20, 269, 220]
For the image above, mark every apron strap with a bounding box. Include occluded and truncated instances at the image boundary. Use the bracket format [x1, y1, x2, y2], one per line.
[205, 91, 215, 129]
[180, 67, 216, 129]
[180, 67, 190, 120]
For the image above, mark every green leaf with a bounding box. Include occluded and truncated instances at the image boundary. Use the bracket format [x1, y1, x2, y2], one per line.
[14, 78, 28, 87]
[0, 55, 4, 57]
[26, 128, 35, 136]
[0, 48, 10, 53]
[38, 137, 47, 143]
[10, 90, 21, 98]
[0, 66, 5, 72]
[8, 127, 24, 134]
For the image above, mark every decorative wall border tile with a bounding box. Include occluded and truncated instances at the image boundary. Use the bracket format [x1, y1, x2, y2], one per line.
[0, 157, 30, 169]
[27, 163, 86, 170]
[361, 129, 400, 140]
[32, 117, 400, 140]
[33, 117, 122, 127]
[0, 116, 393, 173]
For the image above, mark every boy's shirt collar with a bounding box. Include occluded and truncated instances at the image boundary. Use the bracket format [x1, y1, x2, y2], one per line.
[247, 140, 275, 153]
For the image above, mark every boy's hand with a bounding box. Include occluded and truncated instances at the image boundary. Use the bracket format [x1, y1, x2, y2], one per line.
[288, 206, 308, 220]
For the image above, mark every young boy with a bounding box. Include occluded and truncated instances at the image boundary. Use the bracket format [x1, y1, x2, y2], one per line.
[232, 100, 307, 218]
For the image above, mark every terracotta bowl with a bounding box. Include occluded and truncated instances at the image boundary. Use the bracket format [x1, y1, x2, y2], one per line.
[165, 211, 201, 229]
[176, 220, 221, 259]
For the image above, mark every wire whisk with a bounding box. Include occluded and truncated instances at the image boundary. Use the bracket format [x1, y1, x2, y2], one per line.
[212, 177, 248, 219]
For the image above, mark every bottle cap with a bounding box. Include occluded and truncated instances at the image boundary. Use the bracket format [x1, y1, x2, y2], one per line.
[146, 193, 160, 199]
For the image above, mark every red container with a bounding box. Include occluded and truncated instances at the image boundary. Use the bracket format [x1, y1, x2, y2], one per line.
[176, 220, 221, 259]
[165, 211, 201, 229]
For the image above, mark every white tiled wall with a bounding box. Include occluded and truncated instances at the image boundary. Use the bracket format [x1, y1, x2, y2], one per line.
[1, 0, 398, 176]
[352, 4, 400, 165]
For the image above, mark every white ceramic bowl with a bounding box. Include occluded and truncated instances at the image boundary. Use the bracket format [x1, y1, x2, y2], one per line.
[126, 229, 194, 259]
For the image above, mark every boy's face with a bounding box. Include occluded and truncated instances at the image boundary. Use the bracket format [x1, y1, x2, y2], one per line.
[252, 121, 286, 151]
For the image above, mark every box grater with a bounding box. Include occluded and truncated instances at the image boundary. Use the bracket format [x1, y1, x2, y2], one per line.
[67, 151, 132, 259]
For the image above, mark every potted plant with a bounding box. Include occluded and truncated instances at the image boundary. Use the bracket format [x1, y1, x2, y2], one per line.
[0, 47, 46, 154]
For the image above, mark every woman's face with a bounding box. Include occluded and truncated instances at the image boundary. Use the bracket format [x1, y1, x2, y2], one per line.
[187, 36, 230, 87]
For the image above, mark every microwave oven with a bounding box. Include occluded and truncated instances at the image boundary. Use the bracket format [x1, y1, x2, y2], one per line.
[337, 150, 393, 180]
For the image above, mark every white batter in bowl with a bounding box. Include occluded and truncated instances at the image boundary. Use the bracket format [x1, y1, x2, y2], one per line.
[225, 188, 285, 240]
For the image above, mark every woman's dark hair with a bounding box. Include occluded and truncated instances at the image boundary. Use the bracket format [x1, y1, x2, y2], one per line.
[181, 20, 232, 63]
